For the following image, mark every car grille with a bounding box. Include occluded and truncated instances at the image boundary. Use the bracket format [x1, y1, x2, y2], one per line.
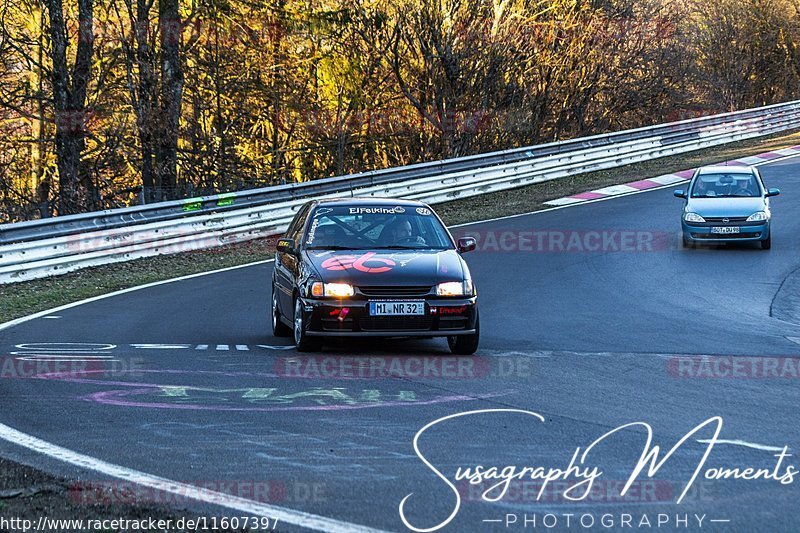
[358, 286, 432, 297]
[703, 217, 749, 224]
[692, 233, 760, 239]
[321, 319, 354, 331]
[359, 316, 434, 331]
[439, 317, 468, 330]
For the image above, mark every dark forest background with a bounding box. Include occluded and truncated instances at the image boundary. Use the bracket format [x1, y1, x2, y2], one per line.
[1, 0, 799, 222]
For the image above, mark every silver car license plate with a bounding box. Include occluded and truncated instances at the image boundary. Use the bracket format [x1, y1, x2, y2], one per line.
[369, 301, 425, 316]
[711, 226, 740, 234]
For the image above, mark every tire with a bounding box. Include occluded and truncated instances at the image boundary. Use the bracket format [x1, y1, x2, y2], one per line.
[448, 312, 480, 355]
[682, 236, 694, 249]
[761, 233, 771, 250]
[294, 298, 322, 352]
[271, 285, 292, 337]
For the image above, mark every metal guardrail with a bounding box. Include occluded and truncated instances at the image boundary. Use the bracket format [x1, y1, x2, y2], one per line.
[2, 99, 799, 246]
[1, 100, 799, 283]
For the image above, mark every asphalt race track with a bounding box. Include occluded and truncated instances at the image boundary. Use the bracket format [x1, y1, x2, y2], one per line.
[3, 155, 800, 532]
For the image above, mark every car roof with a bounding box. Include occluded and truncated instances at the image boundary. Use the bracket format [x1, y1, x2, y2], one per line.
[313, 197, 430, 208]
[696, 165, 755, 175]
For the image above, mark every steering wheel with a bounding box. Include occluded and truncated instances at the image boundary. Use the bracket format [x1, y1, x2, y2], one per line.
[396, 236, 426, 245]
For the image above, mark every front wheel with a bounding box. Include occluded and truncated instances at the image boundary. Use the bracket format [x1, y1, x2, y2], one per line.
[448, 313, 480, 355]
[271, 286, 291, 337]
[761, 233, 772, 250]
[294, 298, 322, 352]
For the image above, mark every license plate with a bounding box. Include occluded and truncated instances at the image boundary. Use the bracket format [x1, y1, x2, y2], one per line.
[369, 301, 425, 316]
[711, 226, 740, 234]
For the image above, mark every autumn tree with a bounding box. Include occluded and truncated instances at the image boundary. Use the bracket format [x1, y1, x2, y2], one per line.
[42, 0, 95, 214]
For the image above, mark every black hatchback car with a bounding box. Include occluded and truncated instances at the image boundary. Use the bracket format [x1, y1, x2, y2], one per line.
[271, 198, 479, 353]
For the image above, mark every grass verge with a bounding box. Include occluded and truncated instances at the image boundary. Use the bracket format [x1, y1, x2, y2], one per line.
[3, 128, 800, 325]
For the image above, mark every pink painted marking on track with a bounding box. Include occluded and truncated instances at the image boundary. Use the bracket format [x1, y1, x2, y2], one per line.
[82, 388, 510, 412]
[571, 191, 607, 200]
[625, 180, 662, 190]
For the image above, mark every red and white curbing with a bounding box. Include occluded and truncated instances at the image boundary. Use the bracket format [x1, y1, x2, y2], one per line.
[544, 145, 800, 206]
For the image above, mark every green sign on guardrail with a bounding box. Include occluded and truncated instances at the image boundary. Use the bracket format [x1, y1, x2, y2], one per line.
[182, 198, 203, 212]
[216, 193, 236, 207]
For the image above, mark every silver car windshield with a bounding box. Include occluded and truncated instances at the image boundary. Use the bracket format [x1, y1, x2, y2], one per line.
[304, 206, 453, 250]
[690, 173, 762, 198]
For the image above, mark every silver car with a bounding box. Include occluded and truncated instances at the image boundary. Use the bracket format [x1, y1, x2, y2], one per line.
[674, 165, 780, 249]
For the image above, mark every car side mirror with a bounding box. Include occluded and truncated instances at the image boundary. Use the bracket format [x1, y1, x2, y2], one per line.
[276, 238, 296, 254]
[673, 190, 687, 199]
[457, 237, 477, 253]
[767, 188, 781, 197]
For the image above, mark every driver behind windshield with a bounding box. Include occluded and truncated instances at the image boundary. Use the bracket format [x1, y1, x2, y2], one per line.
[383, 218, 426, 245]
[693, 179, 714, 197]
[734, 177, 755, 196]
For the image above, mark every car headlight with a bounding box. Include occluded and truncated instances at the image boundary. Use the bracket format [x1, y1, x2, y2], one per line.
[310, 282, 354, 298]
[436, 280, 473, 297]
[746, 211, 769, 222]
[684, 212, 705, 223]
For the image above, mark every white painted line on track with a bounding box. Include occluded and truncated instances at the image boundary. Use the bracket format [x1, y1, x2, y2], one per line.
[12, 354, 115, 359]
[131, 344, 190, 349]
[257, 345, 295, 350]
[696, 439, 786, 452]
[0, 423, 389, 533]
[15, 357, 120, 362]
[648, 174, 686, 185]
[14, 343, 116, 351]
[592, 184, 640, 195]
[738, 156, 767, 165]
[10, 351, 113, 356]
[543, 197, 584, 206]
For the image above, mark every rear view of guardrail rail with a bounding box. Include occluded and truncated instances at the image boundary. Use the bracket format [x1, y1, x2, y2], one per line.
[2, 100, 799, 283]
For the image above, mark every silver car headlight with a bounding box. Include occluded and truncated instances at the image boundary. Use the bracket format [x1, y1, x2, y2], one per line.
[684, 212, 705, 223]
[746, 211, 769, 222]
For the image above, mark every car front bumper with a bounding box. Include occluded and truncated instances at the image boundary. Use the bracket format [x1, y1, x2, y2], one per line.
[682, 220, 769, 243]
[298, 296, 478, 337]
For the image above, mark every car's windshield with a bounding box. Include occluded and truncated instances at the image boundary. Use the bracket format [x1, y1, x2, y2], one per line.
[303, 205, 453, 250]
[690, 173, 762, 198]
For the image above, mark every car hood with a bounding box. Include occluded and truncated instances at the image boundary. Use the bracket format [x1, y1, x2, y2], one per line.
[685, 197, 767, 217]
[304, 249, 466, 286]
